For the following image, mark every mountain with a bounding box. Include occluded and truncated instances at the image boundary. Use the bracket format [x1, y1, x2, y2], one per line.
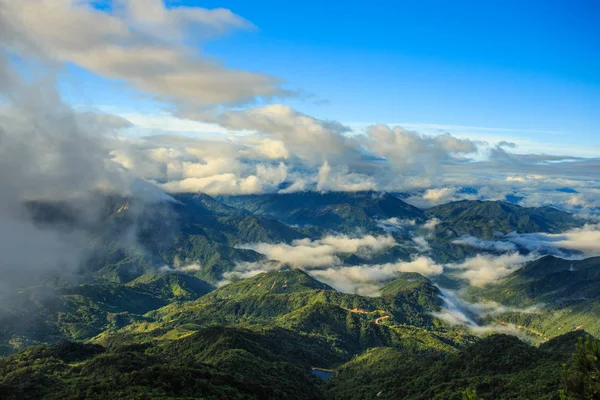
[0, 328, 337, 400]
[0, 327, 589, 399]
[0, 269, 472, 400]
[468, 256, 600, 339]
[25, 193, 307, 284]
[105, 270, 450, 356]
[4, 192, 598, 398]
[0, 272, 213, 355]
[0, 256, 597, 399]
[425, 200, 582, 239]
[172, 192, 251, 217]
[218, 191, 425, 231]
[470, 256, 600, 306]
[327, 331, 589, 400]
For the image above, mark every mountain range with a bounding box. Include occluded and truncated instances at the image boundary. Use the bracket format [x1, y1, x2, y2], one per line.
[1, 191, 597, 399]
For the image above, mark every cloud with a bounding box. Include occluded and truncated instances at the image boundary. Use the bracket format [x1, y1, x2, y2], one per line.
[423, 218, 440, 230]
[226, 233, 444, 296]
[376, 218, 416, 232]
[452, 236, 518, 252]
[423, 187, 457, 203]
[226, 255, 443, 296]
[506, 224, 600, 257]
[448, 253, 538, 287]
[310, 257, 442, 296]
[0, 0, 287, 108]
[193, 105, 359, 165]
[431, 286, 540, 338]
[366, 125, 478, 175]
[412, 236, 431, 252]
[0, 51, 167, 296]
[243, 234, 397, 268]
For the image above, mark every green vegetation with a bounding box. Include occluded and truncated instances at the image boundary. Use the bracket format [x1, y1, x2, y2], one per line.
[561, 336, 600, 400]
[0, 273, 212, 355]
[469, 256, 600, 339]
[425, 200, 581, 239]
[218, 191, 424, 230]
[327, 331, 590, 400]
[4, 193, 596, 398]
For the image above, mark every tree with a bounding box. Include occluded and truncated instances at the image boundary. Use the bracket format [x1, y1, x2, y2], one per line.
[462, 387, 483, 400]
[562, 336, 600, 399]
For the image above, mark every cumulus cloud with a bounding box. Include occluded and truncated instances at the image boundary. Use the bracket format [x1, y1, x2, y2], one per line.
[192, 105, 361, 165]
[0, 0, 287, 108]
[366, 125, 478, 175]
[412, 236, 431, 252]
[225, 233, 446, 295]
[423, 218, 441, 231]
[423, 187, 458, 203]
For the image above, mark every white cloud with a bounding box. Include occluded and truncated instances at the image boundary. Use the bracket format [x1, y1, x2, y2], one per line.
[423, 218, 440, 231]
[244, 234, 397, 268]
[506, 224, 600, 257]
[376, 218, 416, 232]
[448, 253, 538, 287]
[226, 255, 443, 297]
[0, 0, 287, 108]
[452, 236, 518, 252]
[310, 257, 442, 296]
[412, 236, 431, 252]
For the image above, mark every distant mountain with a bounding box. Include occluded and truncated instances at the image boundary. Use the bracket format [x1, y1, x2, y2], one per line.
[425, 200, 582, 239]
[218, 191, 424, 231]
[172, 192, 251, 216]
[24, 193, 307, 284]
[128, 272, 214, 301]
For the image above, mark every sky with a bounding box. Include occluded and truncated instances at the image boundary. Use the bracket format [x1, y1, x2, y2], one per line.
[57, 0, 600, 154]
[0, 0, 599, 216]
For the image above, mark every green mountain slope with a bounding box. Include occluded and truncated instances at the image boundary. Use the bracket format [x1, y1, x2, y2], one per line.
[469, 256, 600, 339]
[0, 273, 213, 355]
[425, 200, 581, 238]
[92, 270, 458, 358]
[0, 328, 590, 400]
[327, 331, 589, 400]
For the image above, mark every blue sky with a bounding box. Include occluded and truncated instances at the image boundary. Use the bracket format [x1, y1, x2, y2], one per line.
[61, 0, 600, 156]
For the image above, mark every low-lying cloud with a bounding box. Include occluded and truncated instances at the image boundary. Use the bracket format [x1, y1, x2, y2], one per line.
[240, 234, 397, 268]
[448, 253, 538, 287]
[225, 255, 443, 296]
[432, 287, 543, 338]
[506, 224, 600, 257]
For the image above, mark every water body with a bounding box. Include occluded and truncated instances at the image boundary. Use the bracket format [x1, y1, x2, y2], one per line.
[311, 367, 334, 379]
